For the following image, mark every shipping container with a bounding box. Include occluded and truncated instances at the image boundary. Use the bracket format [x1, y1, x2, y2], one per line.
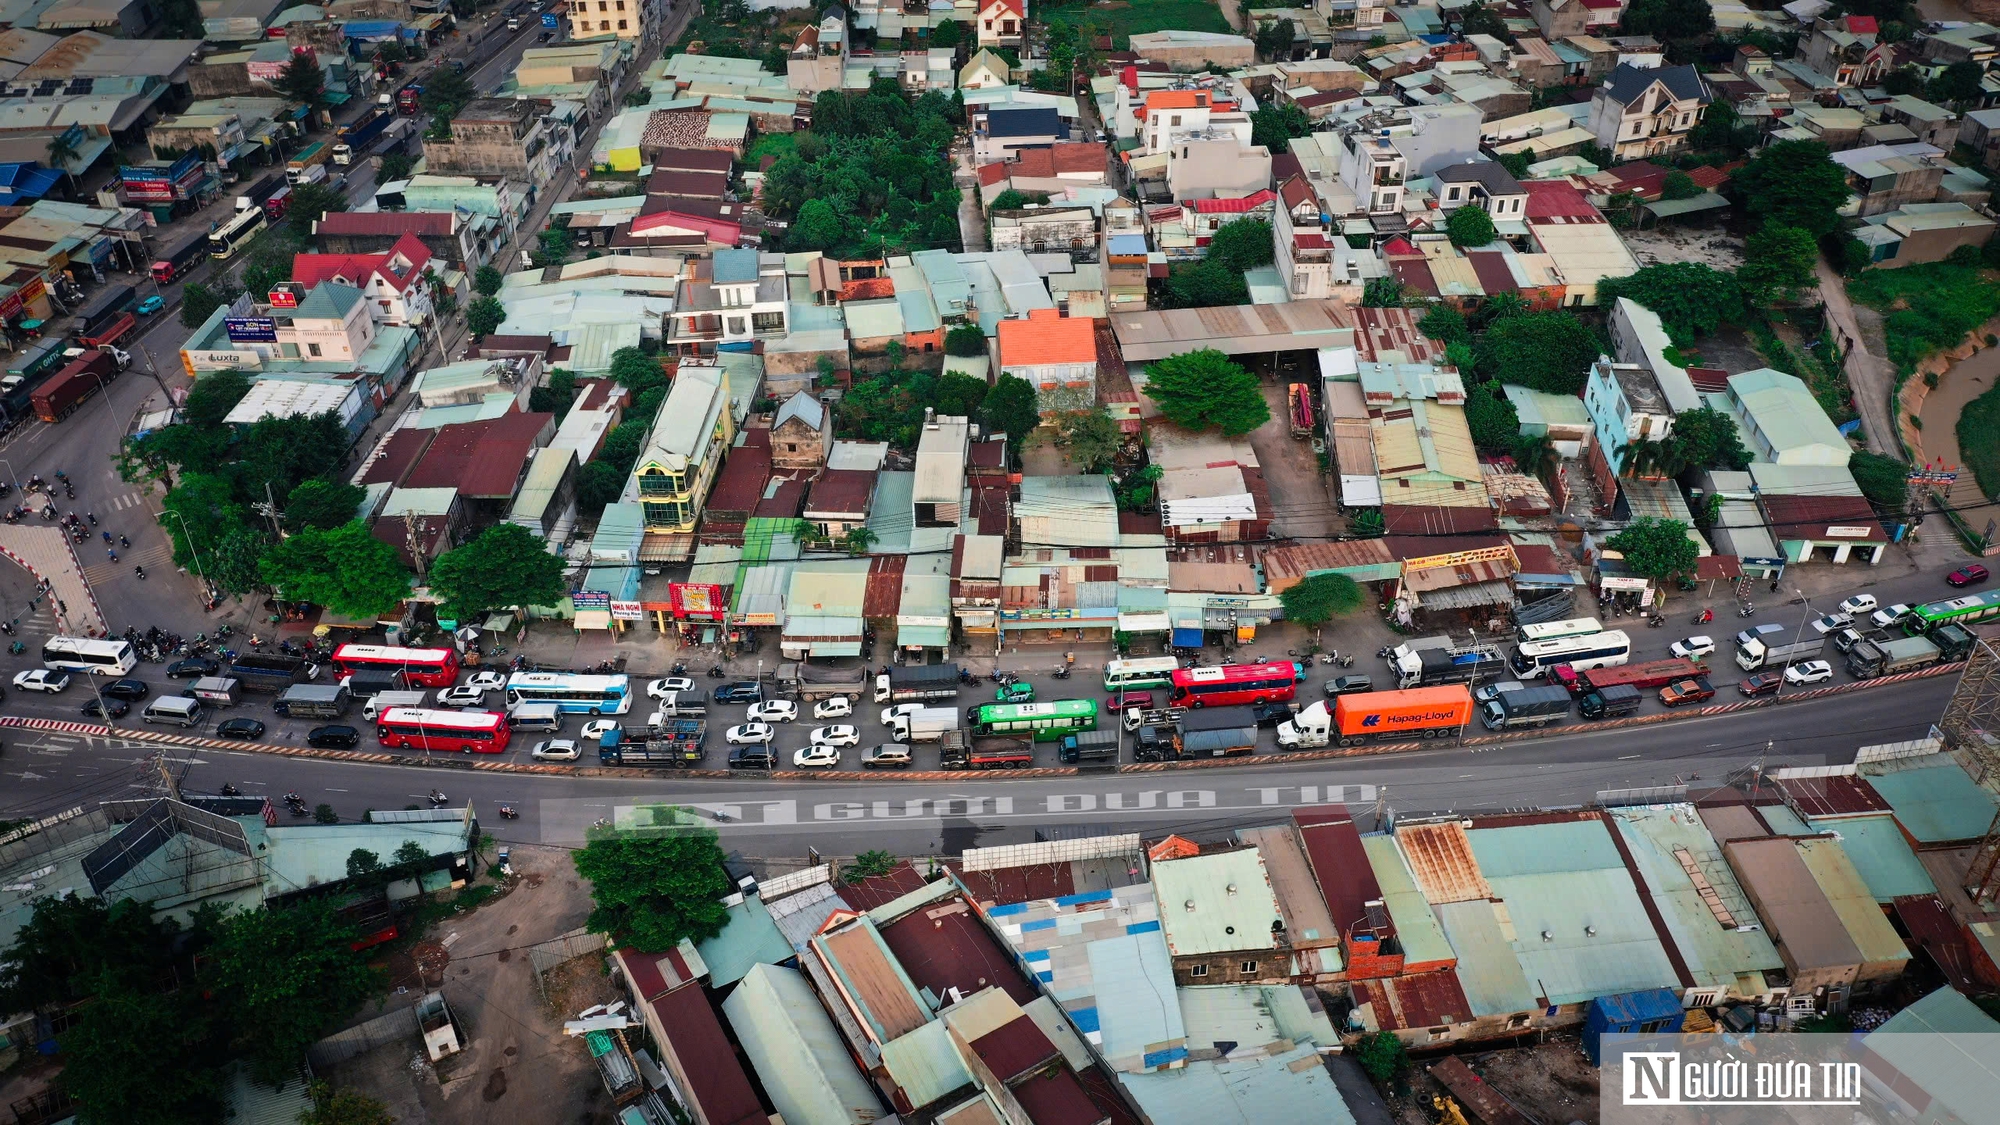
[1572, 657, 1707, 694]
[149, 233, 209, 284]
[1329, 686, 1474, 744]
[30, 348, 121, 422]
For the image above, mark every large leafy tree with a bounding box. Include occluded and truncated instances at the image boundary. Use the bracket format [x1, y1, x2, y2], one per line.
[428, 522, 566, 619]
[0, 896, 177, 1012]
[274, 51, 329, 112]
[473, 265, 504, 295]
[232, 410, 347, 510]
[1163, 259, 1249, 308]
[572, 816, 734, 951]
[59, 986, 219, 1125]
[944, 323, 987, 357]
[977, 373, 1042, 456]
[1278, 573, 1364, 641]
[1605, 516, 1699, 584]
[1665, 406, 1751, 471]
[1596, 262, 1744, 347]
[1850, 450, 1912, 512]
[1465, 384, 1521, 453]
[466, 296, 506, 339]
[160, 472, 249, 573]
[934, 370, 989, 417]
[300, 1083, 396, 1125]
[1927, 60, 1985, 106]
[1250, 103, 1311, 153]
[1474, 311, 1602, 394]
[1207, 218, 1275, 273]
[1143, 349, 1270, 436]
[202, 902, 377, 1086]
[1730, 140, 1851, 237]
[258, 520, 411, 617]
[180, 278, 242, 328]
[1736, 224, 1819, 302]
[1622, 0, 1714, 39]
[285, 180, 348, 236]
[1057, 407, 1122, 473]
[1445, 205, 1496, 248]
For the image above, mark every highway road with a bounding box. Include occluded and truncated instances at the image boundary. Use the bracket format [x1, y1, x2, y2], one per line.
[0, 672, 1959, 863]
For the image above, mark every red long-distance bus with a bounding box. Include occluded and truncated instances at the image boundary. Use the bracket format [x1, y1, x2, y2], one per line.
[1169, 662, 1300, 708]
[376, 708, 511, 754]
[333, 643, 461, 688]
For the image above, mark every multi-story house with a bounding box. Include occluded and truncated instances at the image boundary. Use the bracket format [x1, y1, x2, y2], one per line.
[976, 0, 1024, 48]
[987, 203, 1098, 258]
[1165, 135, 1271, 200]
[997, 308, 1098, 414]
[1152, 846, 1296, 986]
[785, 7, 846, 95]
[289, 232, 437, 327]
[628, 358, 735, 544]
[770, 391, 829, 471]
[1530, 0, 1588, 41]
[567, 0, 652, 40]
[421, 97, 569, 193]
[1582, 358, 1675, 476]
[312, 211, 499, 272]
[1334, 103, 1484, 217]
[972, 105, 1069, 163]
[1432, 160, 1527, 222]
[1588, 63, 1710, 161]
[667, 248, 789, 355]
[1800, 15, 1891, 87]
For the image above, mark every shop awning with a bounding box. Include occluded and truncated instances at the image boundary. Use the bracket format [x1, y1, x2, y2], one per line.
[1118, 612, 1171, 633]
[897, 624, 951, 648]
[809, 641, 862, 657]
[575, 609, 612, 630]
[641, 534, 694, 563]
[1171, 626, 1204, 647]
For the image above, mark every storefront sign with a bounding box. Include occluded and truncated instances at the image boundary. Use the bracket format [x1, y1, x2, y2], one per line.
[571, 590, 611, 609]
[1825, 526, 1875, 539]
[184, 348, 264, 369]
[1600, 576, 1651, 592]
[268, 287, 299, 308]
[224, 316, 278, 343]
[738, 612, 780, 627]
[610, 601, 644, 621]
[18, 277, 46, 307]
[1402, 545, 1517, 572]
[669, 582, 725, 619]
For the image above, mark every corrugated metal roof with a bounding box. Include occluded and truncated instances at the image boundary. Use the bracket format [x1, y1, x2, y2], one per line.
[815, 919, 934, 1042]
[1775, 773, 1890, 819]
[1435, 900, 1538, 1017]
[1793, 836, 1913, 969]
[1607, 805, 1782, 992]
[935, 1093, 1008, 1125]
[1723, 836, 1863, 972]
[694, 892, 798, 987]
[1235, 827, 1340, 950]
[1863, 984, 2000, 1123]
[1862, 759, 2000, 844]
[1360, 835, 1456, 969]
[1466, 818, 1623, 878]
[1151, 849, 1283, 958]
[722, 963, 885, 1125]
[1483, 868, 1682, 1005]
[880, 1019, 975, 1109]
[1176, 983, 1336, 1057]
[1805, 814, 1935, 902]
[1396, 822, 1494, 905]
[1119, 1046, 1353, 1125]
[768, 881, 851, 953]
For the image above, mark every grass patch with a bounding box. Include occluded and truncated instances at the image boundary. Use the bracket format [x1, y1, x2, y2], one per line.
[1040, 0, 1231, 47]
[1959, 380, 2000, 501]
[1848, 261, 2000, 373]
[747, 131, 797, 165]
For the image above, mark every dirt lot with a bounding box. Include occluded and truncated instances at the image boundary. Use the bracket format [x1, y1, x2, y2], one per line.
[1386, 1039, 1604, 1125]
[1248, 378, 1343, 540]
[1619, 226, 1745, 273]
[326, 844, 612, 1125]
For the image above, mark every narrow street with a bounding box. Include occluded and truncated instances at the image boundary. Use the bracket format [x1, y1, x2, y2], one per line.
[1816, 257, 1898, 457]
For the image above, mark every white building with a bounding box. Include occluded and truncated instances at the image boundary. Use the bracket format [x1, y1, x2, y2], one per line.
[1588, 63, 1712, 161]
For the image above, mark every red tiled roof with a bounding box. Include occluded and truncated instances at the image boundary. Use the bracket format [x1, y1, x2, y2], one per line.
[978, 161, 1010, 187]
[360, 428, 434, 486]
[648, 985, 765, 1125]
[644, 167, 730, 199]
[1190, 188, 1275, 214]
[403, 413, 551, 498]
[1844, 14, 1878, 33]
[840, 277, 896, 301]
[1390, 257, 1439, 298]
[1522, 178, 1601, 221]
[1279, 175, 1316, 211]
[1008, 1066, 1104, 1125]
[877, 893, 1040, 1006]
[999, 307, 1095, 367]
[291, 232, 433, 295]
[970, 1016, 1060, 1083]
[984, 0, 1024, 16]
[1143, 89, 1209, 113]
[1686, 164, 1732, 190]
[313, 211, 455, 237]
[1051, 142, 1108, 174]
[1381, 236, 1421, 258]
[631, 208, 743, 245]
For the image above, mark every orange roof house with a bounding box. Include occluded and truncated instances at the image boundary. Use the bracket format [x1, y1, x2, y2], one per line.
[998, 308, 1099, 414]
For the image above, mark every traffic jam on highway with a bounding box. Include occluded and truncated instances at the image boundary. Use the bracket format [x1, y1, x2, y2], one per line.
[8, 579, 1998, 772]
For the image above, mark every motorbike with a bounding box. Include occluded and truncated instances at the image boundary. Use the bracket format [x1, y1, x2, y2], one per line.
[958, 668, 977, 685]
[1377, 645, 1395, 659]
[85, 512, 95, 525]
[1335, 653, 1355, 668]
[0, 621, 13, 636]
[427, 791, 448, 808]
[1051, 665, 1071, 680]
[7, 642, 24, 655]
[1738, 603, 1756, 618]
[288, 803, 311, 818]
[670, 662, 688, 677]
[1647, 614, 1665, 628]
[220, 784, 241, 796]
[118, 535, 129, 549]
[498, 804, 518, 819]
[707, 665, 726, 678]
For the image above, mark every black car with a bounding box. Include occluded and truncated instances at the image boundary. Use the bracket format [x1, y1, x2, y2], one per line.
[217, 717, 267, 740]
[167, 657, 220, 679]
[82, 698, 130, 719]
[713, 681, 763, 704]
[1323, 674, 1373, 697]
[728, 746, 775, 770]
[306, 725, 361, 749]
[101, 678, 151, 701]
[1250, 700, 1297, 728]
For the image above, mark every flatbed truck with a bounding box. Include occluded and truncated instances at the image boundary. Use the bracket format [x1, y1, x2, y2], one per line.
[598, 725, 706, 765]
[940, 732, 1033, 769]
[775, 662, 867, 701]
[873, 663, 961, 704]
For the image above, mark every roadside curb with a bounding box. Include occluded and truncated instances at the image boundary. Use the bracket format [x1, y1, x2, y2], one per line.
[0, 660, 1962, 781]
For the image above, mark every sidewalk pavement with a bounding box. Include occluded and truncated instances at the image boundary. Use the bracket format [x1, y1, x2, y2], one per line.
[0, 524, 104, 635]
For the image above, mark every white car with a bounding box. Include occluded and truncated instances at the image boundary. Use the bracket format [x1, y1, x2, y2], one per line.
[747, 699, 798, 724]
[1838, 594, 1879, 617]
[726, 722, 774, 745]
[881, 703, 924, 726]
[647, 676, 695, 699]
[813, 696, 854, 719]
[12, 669, 69, 693]
[1669, 636, 1715, 661]
[1784, 660, 1835, 686]
[1809, 613, 1854, 637]
[793, 743, 842, 769]
[531, 738, 581, 761]
[436, 684, 486, 707]
[1871, 604, 1912, 630]
[581, 719, 618, 741]
[810, 724, 861, 748]
[464, 670, 508, 692]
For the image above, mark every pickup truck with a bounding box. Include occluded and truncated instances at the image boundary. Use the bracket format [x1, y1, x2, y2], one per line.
[1658, 677, 1716, 707]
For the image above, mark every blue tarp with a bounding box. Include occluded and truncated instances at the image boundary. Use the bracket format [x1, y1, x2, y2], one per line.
[342, 19, 403, 40]
[0, 162, 66, 205]
[1171, 627, 1203, 647]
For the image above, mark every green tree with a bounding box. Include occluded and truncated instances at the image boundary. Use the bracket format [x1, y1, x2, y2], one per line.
[209, 526, 270, 595]
[274, 50, 329, 111]
[1362, 276, 1406, 307]
[1515, 432, 1560, 481]
[536, 226, 574, 265]
[1850, 450, 1913, 511]
[1256, 15, 1297, 60]
[286, 180, 348, 236]
[1475, 290, 1529, 327]
[0, 896, 178, 1012]
[183, 369, 255, 428]
[300, 1082, 397, 1125]
[257, 521, 411, 618]
[232, 410, 348, 510]
[609, 346, 668, 391]
[1737, 224, 1819, 301]
[1277, 573, 1363, 642]
[1881, 66, 1925, 97]
[572, 815, 734, 950]
[473, 264, 504, 295]
[160, 472, 250, 574]
[378, 152, 415, 183]
[1143, 349, 1270, 436]
[159, 0, 202, 36]
[944, 323, 988, 356]
[1927, 60, 1986, 106]
[419, 64, 474, 119]
[1660, 170, 1702, 200]
[977, 373, 1042, 456]
[1249, 103, 1312, 153]
[1163, 260, 1249, 308]
[1622, 0, 1714, 39]
[1464, 384, 1521, 453]
[284, 477, 366, 532]
[1730, 140, 1851, 237]
[180, 278, 242, 328]
[1687, 98, 1756, 154]
[428, 522, 566, 619]
[935, 370, 988, 417]
[988, 188, 1049, 211]
[791, 198, 846, 251]
[1605, 516, 1699, 585]
[1665, 406, 1751, 471]
[44, 130, 79, 177]
[1355, 1030, 1409, 1083]
[1445, 205, 1496, 248]
[345, 848, 382, 880]
[1474, 311, 1602, 394]
[845, 849, 900, 882]
[240, 234, 297, 303]
[1207, 218, 1275, 273]
[575, 460, 625, 513]
[465, 295, 506, 339]
[929, 18, 962, 47]
[203, 901, 377, 1085]
[1495, 150, 1531, 180]
[1419, 303, 1470, 346]
[59, 987, 219, 1125]
[1596, 262, 1744, 346]
[1058, 407, 1122, 472]
[530, 368, 579, 417]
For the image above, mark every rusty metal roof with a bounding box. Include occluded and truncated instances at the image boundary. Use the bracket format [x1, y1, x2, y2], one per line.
[1395, 822, 1493, 905]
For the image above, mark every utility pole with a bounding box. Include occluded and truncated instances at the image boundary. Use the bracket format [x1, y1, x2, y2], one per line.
[403, 512, 429, 580]
[254, 480, 286, 539]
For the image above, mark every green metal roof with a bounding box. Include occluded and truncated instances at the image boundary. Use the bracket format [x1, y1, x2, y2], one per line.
[879, 1019, 974, 1109]
[695, 893, 797, 987]
[1483, 869, 1681, 1006]
[1466, 820, 1624, 878]
[1793, 835, 1914, 969]
[1151, 849, 1283, 959]
[722, 963, 881, 1125]
[1607, 806, 1782, 991]
[1434, 899, 1537, 1017]
[1805, 814, 1935, 902]
[1360, 835, 1455, 968]
[1863, 761, 2000, 843]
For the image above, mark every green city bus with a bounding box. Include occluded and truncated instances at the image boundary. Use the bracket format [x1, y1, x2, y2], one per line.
[1904, 590, 2000, 635]
[971, 699, 1099, 741]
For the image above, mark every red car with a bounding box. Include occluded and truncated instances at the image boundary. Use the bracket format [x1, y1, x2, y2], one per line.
[1739, 673, 1783, 697]
[1106, 691, 1156, 712]
[1948, 564, 1990, 587]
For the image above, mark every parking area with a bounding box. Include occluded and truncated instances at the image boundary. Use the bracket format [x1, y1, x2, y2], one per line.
[1247, 379, 1343, 540]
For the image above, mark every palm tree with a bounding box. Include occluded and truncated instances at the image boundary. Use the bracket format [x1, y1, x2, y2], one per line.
[1620, 438, 1664, 479]
[44, 131, 79, 196]
[1514, 434, 1560, 483]
[1476, 291, 1528, 327]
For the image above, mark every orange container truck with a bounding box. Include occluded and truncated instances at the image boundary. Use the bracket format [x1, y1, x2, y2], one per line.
[1328, 685, 1474, 745]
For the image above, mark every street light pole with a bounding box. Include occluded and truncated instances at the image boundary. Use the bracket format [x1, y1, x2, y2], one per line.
[0, 457, 22, 494]
[160, 507, 210, 597]
[1770, 593, 1816, 704]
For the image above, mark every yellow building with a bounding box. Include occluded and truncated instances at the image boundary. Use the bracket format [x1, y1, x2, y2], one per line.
[623, 356, 733, 561]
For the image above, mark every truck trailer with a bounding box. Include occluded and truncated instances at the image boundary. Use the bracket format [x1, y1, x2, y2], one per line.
[940, 733, 1034, 769]
[149, 233, 209, 284]
[775, 662, 867, 701]
[598, 725, 706, 766]
[286, 142, 332, 183]
[1172, 705, 1260, 757]
[333, 110, 391, 164]
[1565, 657, 1706, 695]
[1845, 635, 1941, 678]
[1328, 686, 1474, 746]
[1059, 729, 1119, 764]
[273, 683, 352, 719]
[1393, 641, 1510, 689]
[873, 664, 961, 704]
[888, 705, 960, 742]
[1736, 634, 1828, 671]
[1479, 684, 1572, 730]
[1577, 683, 1643, 720]
[227, 653, 315, 693]
[30, 348, 124, 422]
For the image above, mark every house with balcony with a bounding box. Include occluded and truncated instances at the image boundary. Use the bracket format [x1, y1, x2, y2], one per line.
[1333, 103, 1484, 219]
[626, 358, 736, 559]
[1589, 63, 1710, 162]
[288, 233, 436, 328]
[1582, 358, 1675, 476]
[997, 307, 1097, 414]
[667, 249, 789, 356]
[977, 0, 1024, 48]
[1800, 15, 1892, 88]
[1432, 160, 1527, 223]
